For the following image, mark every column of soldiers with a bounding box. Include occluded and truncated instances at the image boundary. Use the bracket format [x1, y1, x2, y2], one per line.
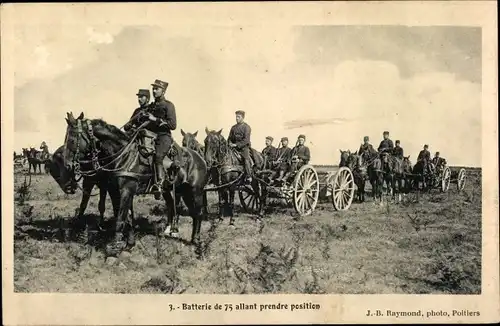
[357, 131, 446, 174]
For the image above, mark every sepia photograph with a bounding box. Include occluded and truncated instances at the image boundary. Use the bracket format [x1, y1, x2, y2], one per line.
[2, 2, 498, 325]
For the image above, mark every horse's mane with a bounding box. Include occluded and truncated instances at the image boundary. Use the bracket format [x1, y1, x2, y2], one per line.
[91, 118, 130, 142]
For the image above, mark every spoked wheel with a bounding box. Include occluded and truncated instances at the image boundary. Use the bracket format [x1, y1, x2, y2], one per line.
[238, 185, 260, 214]
[456, 168, 467, 191]
[292, 165, 320, 216]
[441, 166, 451, 192]
[331, 167, 355, 211]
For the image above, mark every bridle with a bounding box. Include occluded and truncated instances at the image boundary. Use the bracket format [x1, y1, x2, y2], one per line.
[65, 118, 146, 180]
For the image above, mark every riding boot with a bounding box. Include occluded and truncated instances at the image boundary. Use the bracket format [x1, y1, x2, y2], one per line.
[152, 163, 165, 200]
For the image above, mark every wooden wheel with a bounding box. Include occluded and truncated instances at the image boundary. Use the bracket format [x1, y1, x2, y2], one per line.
[238, 185, 260, 214]
[441, 166, 451, 192]
[292, 165, 320, 216]
[457, 168, 467, 191]
[331, 167, 355, 211]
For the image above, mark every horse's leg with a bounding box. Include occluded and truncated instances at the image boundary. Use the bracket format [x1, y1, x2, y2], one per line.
[76, 178, 94, 225]
[185, 187, 204, 246]
[254, 179, 265, 220]
[162, 186, 176, 237]
[98, 179, 108, 228]
[107, 178, 135, 256]
[217, 189, 225, 222]
[228, 186, 236, 226]
[202, 191, 209, 217]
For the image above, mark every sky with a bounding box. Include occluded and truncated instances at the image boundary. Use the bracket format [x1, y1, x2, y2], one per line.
[13, 25, 482, 167]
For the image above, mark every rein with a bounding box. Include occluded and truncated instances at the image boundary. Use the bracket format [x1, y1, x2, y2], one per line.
[68, 119, 148, 179]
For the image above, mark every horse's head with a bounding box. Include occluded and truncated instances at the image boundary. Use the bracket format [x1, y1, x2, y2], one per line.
[49, 145, 79, 194]
[402, 155, 413, 173]
[181, 129, 199, 149]
[380, 152, 390, 164]
[346, 151, 362, 171]
[339, 149, 351, 167]
[203, 127, 225, 167]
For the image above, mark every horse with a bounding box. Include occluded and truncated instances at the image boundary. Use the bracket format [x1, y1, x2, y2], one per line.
[48, 145, 120, 234]
[203, 128, 266, 224]
[181, 129, 209, 216]
[344, 151, 370, 203]
[380, 152, 405, 202]
[62, 112, 209, 256]
[339, 150, 351, 168]
[401, 156, 413, 194]
[360, 150, 384, 204]
[412, 159, 434, 191]
[24, 147, 43, 174]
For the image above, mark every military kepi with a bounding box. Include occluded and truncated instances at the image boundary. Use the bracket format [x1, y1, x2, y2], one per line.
[383, 131, 389, 135]
[151, 79, 169, 90]
[281, 137, 288, 142]
[235, 110, 245, 117]
[136, 89, 150, 97]
[298, 134, 306, 140]
[266, 136, 273, 141]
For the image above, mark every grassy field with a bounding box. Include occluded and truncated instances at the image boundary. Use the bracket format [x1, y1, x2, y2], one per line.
[13, 166, 481, 294]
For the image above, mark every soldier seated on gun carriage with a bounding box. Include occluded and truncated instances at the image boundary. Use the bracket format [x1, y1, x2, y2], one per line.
[262, 136, 277, 170]
[432, 151, 447, 173]
[417, 144, 434, 175]
[280, 134, 311, 182]
[270, 137, 292, 183]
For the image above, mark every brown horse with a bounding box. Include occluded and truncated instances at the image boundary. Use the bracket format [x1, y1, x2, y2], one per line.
[380, 152, 406, 202]
[48, 145, 120, 234]
[203, 128, 265, 224]
[62, 112, 209, 256]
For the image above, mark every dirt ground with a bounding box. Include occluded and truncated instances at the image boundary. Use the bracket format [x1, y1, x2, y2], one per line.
[13, 166, 481, 294]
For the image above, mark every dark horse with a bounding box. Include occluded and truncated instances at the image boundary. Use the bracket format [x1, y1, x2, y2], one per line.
[380, 152, 410, 202]
[343, 151, 370, 203]
[361, 150, 384, 204]
[62, 112, 209, 256]
[203, 128, 265, 224]
[48, 145, 120, 231]
[401, 156, 413, 194]
[412, 159, 434, 191]
[23, 148, 43, 174]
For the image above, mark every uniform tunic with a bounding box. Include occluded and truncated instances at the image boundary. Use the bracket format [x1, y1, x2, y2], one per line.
[262, 145, 277, 168]
[358, 143, 376, 156]
[292, 145, 311, 164]
[392, 146, 404, 159]
[274, 146, 292, 170]
[149, 97, 177, 164]
[378, 139, 394, 152]
[124, 105, 149, 132]
[228, 122, 251, 149]
[417, 149, 431, 162]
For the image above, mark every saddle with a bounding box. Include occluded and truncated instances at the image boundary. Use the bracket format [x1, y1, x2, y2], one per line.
[231, 147, 256, 167]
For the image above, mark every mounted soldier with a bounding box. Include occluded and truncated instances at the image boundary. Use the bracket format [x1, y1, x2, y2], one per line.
[417, 144, 433, 175]
[123, 89, 151, 135]
[272, 137, 292, 182]
[262, 136, 277, 170]
[392, 140, 404, 159]
[358, 136, 376, 161]
[40, 141, 50, 160]
[138, 79, 182, 199]
[228, 110, 253, 182]
[283, 134, 310, 181]
[378, 131, 394, 154]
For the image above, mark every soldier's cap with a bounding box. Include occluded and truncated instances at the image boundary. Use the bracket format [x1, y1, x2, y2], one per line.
[298, 134, 306, 140]
[363, 136, 369, 141]
[383, 131, 390, 135]
[436, 151, 440, 155]
[151, 79, 169, 90]
[136, 89, 151, 97]
[266, 136, 273, 141]
[281, 137, 288, 142]
[235, 110, 245, 117]
[424, 144, 429, 148]
[395, 140, 400, 144]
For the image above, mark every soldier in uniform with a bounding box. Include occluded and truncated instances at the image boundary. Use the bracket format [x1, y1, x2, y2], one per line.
[358, 136, 376, 161]
[124, 89, 151, 134]
[145, 79, 180, 199]
[378, 131, 394, 153]
[417, 144, 433, 174]
[392, 140, 404, 159]
[283, 134, 310, 180]
[262, 136, 277, 170]
[273, 137, 292, 182]
[432, 151, 447, 172]
[228, 110, 253, 182]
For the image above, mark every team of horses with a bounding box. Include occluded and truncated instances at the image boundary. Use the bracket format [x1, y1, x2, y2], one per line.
[19, 111, 440, 257]
[339, 148, 434, 204]
[15, 145, 52, 174]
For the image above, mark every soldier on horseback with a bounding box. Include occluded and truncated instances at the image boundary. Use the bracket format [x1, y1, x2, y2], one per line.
[282, 134, 310, 181]
[273, 137, 292, 182]
[262, 136, 277, 170]
[417, 144, 433, 175]
[358, 136, 376, 161]
[378, 131, 394, 154]
[228, 110, 253, 182]
[392, 140, 404, 159]
[124, 89, 151, 134]
[140, 79, 181, 199]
